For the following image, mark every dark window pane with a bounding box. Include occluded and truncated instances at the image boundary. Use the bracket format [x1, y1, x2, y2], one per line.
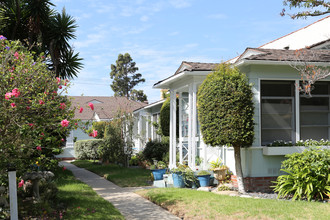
[261, 81, 294, 96]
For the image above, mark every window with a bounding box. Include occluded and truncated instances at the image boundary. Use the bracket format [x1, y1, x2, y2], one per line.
[300, 82, 330, 140]
[261, 81, 295, 145]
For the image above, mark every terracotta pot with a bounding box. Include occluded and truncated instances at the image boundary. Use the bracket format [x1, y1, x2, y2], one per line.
[213, 168, 227, 181]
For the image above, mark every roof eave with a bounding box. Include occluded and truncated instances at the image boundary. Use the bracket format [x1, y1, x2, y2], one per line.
[235, 59, 330, 67]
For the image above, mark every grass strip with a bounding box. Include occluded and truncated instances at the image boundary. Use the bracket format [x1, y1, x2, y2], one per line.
[137, 188, 330, 220]
[56, 169, 124, 219]
[72, 160, 152, 187]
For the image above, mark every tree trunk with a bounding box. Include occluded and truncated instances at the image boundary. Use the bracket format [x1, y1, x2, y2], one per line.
[233, 145, 245, 193]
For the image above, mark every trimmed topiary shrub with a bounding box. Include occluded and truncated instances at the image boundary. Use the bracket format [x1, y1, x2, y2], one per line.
[197, 63, 254, 193]
[74, 139, 103, 160]
[142, 140, 169, 162]
[273, 147, 330, 201]
[159, 98, 179, 137]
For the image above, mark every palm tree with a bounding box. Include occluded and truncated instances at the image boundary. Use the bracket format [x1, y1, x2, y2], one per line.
[0, 0, 83, 79]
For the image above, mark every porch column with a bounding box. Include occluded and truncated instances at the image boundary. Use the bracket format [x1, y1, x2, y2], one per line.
[169, 90, 177, 169]
[151, 114, 154, 141]
[145, 115, 149, 142]
[191, 83, 197, 170]
[179, 92, 183, 164]
[295, 79, 300, 142]
[138, 114, 142, 151]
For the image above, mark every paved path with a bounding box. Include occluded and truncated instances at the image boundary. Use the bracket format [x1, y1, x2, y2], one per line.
[60, 161, 180, 220]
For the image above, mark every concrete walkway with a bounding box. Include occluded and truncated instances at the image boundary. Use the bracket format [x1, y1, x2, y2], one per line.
[60, 161, 180, 220]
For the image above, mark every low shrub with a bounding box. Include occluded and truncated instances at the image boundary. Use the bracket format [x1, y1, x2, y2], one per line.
[74, 139, 103, 160]
[142, 140, 169, 162]
[273, 147, 330, 201]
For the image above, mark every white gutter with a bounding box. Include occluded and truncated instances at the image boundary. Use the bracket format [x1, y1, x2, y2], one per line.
[133, 99, 166, 114]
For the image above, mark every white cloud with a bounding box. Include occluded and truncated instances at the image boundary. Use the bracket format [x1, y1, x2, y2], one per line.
[169, 0, 192, 9]
[169, 31, 179, 36]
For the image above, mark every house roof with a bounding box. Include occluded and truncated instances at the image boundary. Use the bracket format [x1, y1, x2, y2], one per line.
[154, 61, 219, 87]
[236, 48, 330, 63]
[69, 96, 147, 120]
[133, 99, 166, 113]
[174, 61, 219, 75]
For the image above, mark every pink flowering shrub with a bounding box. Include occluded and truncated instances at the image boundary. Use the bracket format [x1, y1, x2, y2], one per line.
[0, 38, 80, 183]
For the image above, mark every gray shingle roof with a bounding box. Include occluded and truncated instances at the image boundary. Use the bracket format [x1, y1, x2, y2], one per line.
[175, 61, 219, 75]
[240, 48, 330, 63]
[69, 96, 147, 120]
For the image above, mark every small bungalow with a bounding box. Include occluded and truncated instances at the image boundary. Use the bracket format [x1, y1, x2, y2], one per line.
[151, 16, 330, 192]
[56, 96, 147, 159]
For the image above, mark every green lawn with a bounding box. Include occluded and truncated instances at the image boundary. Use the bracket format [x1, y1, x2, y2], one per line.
[72, 160, 152, 187]
[137, 188, 330, 220]
[56, 169, 124, 219]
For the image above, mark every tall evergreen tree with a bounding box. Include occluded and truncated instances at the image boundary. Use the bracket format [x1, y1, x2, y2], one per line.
[110, 53, 147, 102]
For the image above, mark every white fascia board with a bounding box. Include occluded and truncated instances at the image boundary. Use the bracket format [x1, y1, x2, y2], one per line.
[133, 99, 166, 114]
[235, 59, 330, 67]
[153, 71, 210, 89]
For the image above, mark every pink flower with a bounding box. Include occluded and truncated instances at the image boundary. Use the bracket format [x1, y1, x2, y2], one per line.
[62, 167, 67, 171]
[56, 77, 61, 84]
[79, 107, 83, 113]
[61, 138, 65, 142]
[36, 146, 42, 151]
[91, 130, 98, 138]
[5, 92, 12, 100]
[26, 106, 30, 110]
[18, 179, 24, 188]
[28, 123, 34, 127]
[12, 88, 20, 97]
[39, 100, 44, 105]
[60, 103, 66, 110]
[61, 119, 69, 127]
[41, 133, 44, 136]
[11, 103, 16, 108]
[88, 102, 94, 110]
[14, 52, 19, 59]
[58, 85, 62, 89]
[74, 123, 78, 126]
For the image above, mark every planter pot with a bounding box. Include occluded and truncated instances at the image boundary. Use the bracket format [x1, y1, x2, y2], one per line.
[151, 169, 166, 180]
[197, 175, 211, 187]
[213, 168, 227, 181]
[172, 172, 185, 188]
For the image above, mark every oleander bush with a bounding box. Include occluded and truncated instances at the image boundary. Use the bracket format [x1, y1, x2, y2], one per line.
[74, 139, 103, 160]
[273, 147, 330, 201]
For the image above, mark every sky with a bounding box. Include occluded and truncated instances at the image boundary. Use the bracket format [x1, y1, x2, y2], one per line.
[53, 0, 323, 103]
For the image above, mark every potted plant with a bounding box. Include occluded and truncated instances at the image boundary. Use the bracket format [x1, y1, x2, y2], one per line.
[184, 168, 199, 188]
[171, 164, 187, 188]
[150, 161, 167, 181]
[196, 170, 211, 187]
[210, 158, 228, 181]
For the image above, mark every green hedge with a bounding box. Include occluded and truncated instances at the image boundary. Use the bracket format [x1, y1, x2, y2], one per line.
[74, 139, 103, 160]
[142, 139, 169, 162]
[160, 98, 179, 137]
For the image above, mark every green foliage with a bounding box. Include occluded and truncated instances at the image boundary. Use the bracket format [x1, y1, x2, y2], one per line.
[142, 140, 169, 162]
[87, 121, 109, 139]
[197, 63, 254, 148]
[209, 158, 228, 170]
[282, 0, 330, 19]
[0, 1, 83, 79]
[268, 139, 330, 147]
[273, 147, 330, 201]
[159, 98, 179, 137]
[0, 38, 78, 186]
[99, 121, 125, 165]
[110, 53, 147, 102]
[74, 139, 103, 160]
[197, 170, 211, 176]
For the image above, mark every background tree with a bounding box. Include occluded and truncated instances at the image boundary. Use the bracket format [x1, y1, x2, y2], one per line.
[281, 0, 330, 19]
[197, 63, 254, 193]
[110, 53, 147, 102]
[0, 0, 83, 79]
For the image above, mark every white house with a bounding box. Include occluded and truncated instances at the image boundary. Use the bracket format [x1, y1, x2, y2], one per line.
[152, 16, 330, 192]
[56, 96, 147, 159]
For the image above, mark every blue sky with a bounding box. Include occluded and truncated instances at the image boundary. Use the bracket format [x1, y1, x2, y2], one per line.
[53, 0, 321, 102]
